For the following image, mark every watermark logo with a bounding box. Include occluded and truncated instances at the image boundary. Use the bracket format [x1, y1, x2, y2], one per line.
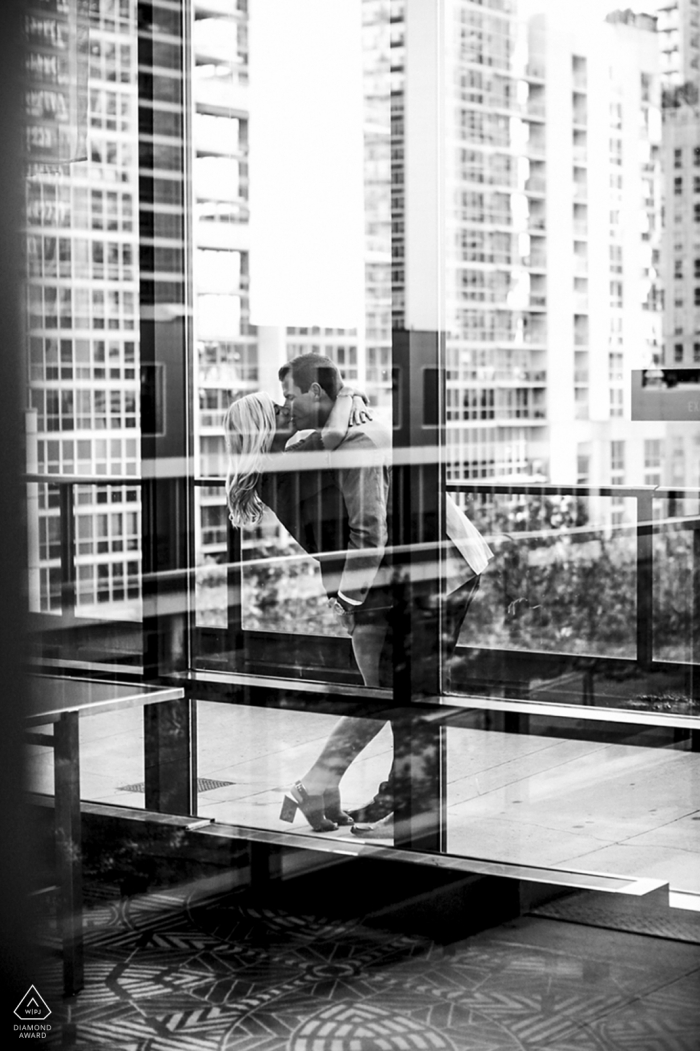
[14, 987, 51, 1022]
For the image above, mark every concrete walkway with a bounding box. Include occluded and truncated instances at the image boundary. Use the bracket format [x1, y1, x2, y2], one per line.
[26, 700, 700, 894]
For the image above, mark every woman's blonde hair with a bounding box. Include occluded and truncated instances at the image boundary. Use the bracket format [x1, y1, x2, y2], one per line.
[224, 392, 277, 527]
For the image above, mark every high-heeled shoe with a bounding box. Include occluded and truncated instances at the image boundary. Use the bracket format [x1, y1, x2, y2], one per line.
[346, 780, 393, 824]
[323, 786, 353, 826]
[279, 782, 337, 833]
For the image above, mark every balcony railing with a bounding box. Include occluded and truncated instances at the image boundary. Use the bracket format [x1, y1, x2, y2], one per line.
[525, 140, 546, 159]
[524, 62, 546, 81]
[525, 177, 546, 195]
[26, 473, 700, 690]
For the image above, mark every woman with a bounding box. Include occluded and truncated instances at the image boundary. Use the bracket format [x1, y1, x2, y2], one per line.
[225, 389, 492, 837]
[225, 387, 383, 833]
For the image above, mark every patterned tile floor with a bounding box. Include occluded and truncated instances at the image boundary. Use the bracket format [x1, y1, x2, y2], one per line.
[34, 875, 700, 1051]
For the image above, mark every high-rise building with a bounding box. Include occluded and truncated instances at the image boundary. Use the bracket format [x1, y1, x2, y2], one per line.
[658, 0, 700, 372]
[26, 0, 142, 617]
[391, 1, 664, 499]
[657, 0, 700, 85]
[534, 7, 664, 497]
[656, 0, 700, 489]
[193, 0, 392, 585]
[26, 0, 683, 621]
[443, 0, 546, 481]
[193, 0, 254, 566]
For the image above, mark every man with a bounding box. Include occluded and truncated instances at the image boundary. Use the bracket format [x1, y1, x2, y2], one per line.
[278, 354, 393, 687]
[274, 353, 491, 836]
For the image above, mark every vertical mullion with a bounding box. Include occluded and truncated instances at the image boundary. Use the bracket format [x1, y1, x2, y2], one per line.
[54, 711, 83, 996]
[59, 482, 76, 619]
[637, 490, 654, 669]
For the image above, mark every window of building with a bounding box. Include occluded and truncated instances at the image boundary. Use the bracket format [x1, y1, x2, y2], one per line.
[608, 351, 623, 380]
[609, 245, 622, 273]
[644, 438, 662, 486]
[610, 440, 625, 477]
[674, 343, 684, 363]
[609, 280, 623, 307]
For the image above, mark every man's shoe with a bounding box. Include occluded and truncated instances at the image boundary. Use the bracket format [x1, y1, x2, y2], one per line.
[346, 780, 393, 824]
[350, 813, 394, 839]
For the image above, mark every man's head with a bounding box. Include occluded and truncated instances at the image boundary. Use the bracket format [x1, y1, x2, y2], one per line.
[279, 354, 343, 431]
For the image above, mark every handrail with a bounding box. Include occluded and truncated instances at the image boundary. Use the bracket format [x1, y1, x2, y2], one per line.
[26, 473, 700, 504]
[25, 473, 700, 674]
[25, 473, 143, 486]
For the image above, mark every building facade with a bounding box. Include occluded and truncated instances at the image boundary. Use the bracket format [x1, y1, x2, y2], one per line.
[26, 0, 695, 613]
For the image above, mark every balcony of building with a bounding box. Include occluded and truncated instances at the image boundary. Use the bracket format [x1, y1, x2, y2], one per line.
[193, 112, 245, 158]
[194, 65, 249, 116]
[524, 83, 546, 122]
[523, 240, 547, 270]
[21, 423, 700, 1043]
[527, 201, 546, 232]
[195, 0, 248, 16]
[574, 315, 589, 346]
[528, 274, 547, 311]
[573, 249, 588, 277]
[524, 173, 546, 196]
[572, 91, 588, 129]
[525, 133, 546, 160]
[523, 60, 546, 84]
[573, 167, 587, 202]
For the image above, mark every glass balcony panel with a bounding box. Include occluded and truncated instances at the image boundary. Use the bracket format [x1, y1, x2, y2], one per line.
[449, 494, 638, 668]
[445, 714, 698, 893]
[194, 701, 391, 833]
[652, 494, 700, 671]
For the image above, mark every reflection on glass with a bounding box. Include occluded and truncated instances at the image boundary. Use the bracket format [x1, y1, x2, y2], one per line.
[653, 495, 700, 668]
[25, 0, 142, 661]
[195, 700, 392, 834]
[193, 0, 392, 659]
[446, 715, 698, 894]
[17, 0, 700, 912]
[459, 494, 637, 660]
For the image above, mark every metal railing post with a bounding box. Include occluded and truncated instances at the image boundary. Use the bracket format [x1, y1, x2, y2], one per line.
[636, 490, 654, 670]
[58, 482, 76, 619]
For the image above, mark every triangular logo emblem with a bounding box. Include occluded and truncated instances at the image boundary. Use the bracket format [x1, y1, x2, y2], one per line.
[14, 985, 51, 1021]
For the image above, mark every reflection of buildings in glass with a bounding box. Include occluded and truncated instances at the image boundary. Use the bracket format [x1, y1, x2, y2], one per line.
[389, 3, 665, 495]
[441, 5, 665, 496]
[193, 0, 679, 564]
[26, 0, 141, 615]
[538, 8, 665, 505]
[194, 0, 392, 571]
[658, 0, 700, 489]
[442, 1, 546, 482]
[656, 0, 700, 86]
[193, 0, 253, 562]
